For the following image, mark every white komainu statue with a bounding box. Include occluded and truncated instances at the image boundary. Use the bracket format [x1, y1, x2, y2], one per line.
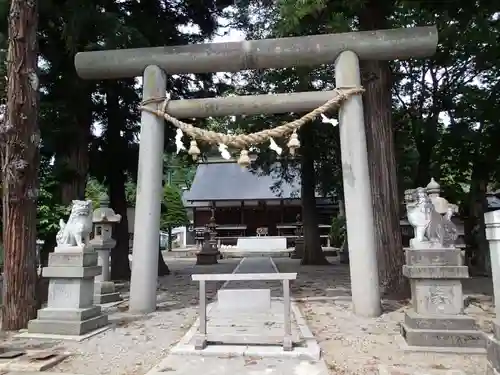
[405, 187, 458, 248]
[56, 200, 93, 247]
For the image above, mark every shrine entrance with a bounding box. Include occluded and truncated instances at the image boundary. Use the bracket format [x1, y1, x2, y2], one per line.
[74, 26, 438, 317]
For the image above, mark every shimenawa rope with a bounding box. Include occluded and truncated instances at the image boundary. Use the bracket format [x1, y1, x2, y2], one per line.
[140, 86, 364, 166]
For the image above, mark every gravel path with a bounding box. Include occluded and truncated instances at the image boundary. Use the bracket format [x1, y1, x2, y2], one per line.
[1, 258, 239, 375]
[274, 257, 492, 375]
[0, 256, 494, 375]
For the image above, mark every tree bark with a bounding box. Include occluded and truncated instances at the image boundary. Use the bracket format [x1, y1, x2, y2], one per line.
[40, 80, 92, 267]
[1, 0, 39, 330]
[105, 85, 132, 281]
[300, 124, 329, 265]
[359, 0, 409, 298]
[158, 246, 170, 276]
[465, 160, 490, 276]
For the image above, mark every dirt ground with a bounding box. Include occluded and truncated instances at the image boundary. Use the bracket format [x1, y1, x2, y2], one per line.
[0, 256, 494, 375]
[275, 257, 492, 375]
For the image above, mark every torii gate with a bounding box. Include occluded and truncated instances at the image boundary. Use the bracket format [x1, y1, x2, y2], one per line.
[75, 26, 438, 317]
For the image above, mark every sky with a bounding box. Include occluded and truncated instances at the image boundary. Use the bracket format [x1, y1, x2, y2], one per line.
[93, 23, 245, 137]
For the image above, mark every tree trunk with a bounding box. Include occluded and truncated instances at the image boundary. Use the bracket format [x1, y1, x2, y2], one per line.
[158, 244, 170, 276]
[414, 141, 433, 188]
[167, 226, 172, 251]
[300, 124, 329, 265]
[105, 85, 132, 281]
[40, 82, 92, 267]
[359, 0, 408, 298]
[465, 160, 490, 276]
[1, 0, 39, 330]
[109, 171, 132, 280]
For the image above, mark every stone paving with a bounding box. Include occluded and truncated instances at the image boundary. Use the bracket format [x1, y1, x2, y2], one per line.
[149, 257, 328, 375]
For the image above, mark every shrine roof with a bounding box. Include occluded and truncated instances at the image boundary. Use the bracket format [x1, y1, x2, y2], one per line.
[184, 161, 303, 202]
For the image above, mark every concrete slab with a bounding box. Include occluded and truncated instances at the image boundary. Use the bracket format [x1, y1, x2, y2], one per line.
[145, 353, 328, 375]
[236, 237, 287, 252]
[173, 257, 321, 360]
[16, 325, 109, 342]
[217, 289, 271, 312]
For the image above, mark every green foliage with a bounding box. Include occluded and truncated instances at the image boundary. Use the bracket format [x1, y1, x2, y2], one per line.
[85, 177, 106, 209]
[161, 185, 189, 231]
[36, 158, 71, 240]
[329, 216, 346, 248]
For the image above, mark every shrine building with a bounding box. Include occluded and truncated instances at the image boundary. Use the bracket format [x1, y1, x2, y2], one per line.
[183, 158, 335, 247]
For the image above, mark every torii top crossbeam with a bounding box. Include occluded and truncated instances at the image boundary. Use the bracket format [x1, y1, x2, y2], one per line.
[74, 26, 438, 79]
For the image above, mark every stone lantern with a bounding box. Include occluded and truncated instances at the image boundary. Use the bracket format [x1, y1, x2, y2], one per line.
[90, 193, 122, 304]
[291, 214, 304, 259]
[196, 204, 220, 265]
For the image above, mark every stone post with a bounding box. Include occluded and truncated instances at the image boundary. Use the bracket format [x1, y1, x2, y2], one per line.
[90, 194, 122, 304]
[291, 214, 304, 259]
[400, 185, 484, 352]
[129, 65, 166, 313]
[485, 209, 500, 374]
[335, 50, 381, 317]
[27, 200, 108, 337]
[196, 205, 219, 265]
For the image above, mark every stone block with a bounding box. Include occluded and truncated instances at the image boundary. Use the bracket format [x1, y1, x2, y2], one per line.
[196, 251, 219, 265]
[54, 244, 93, 253]
[48, 251, 98, 267]
[236, 237, 287, 251]
[494, 320, 500, 340]
[42, 266, 102, 279]
[95, 281, 115, 295]
[403, 265, 469, 279]
[410, 279, 464, 315]
[94, 281, 121, 304]
[404, 310, 477, 331]
[405, 248, 463, 266]
[47, 278, 94, 309]
[217, 289, 271, 312]
[37, 306, 101, 321]
[487, 363, 500, 375]
[487, 333, 500, 374]
[400, 323, 485, 349]
[27, 314, 108, 336]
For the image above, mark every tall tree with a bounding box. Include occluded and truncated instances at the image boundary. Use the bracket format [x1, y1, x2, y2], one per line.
[1, 0, 39, 329]
[357, 0, 407, 296]
[161, 185, 189, 251]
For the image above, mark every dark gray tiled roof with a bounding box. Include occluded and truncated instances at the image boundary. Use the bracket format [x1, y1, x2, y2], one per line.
[184, 162, 301, 202]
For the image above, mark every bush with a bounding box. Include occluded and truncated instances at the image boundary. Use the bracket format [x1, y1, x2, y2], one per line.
[329, 216, 346, 248]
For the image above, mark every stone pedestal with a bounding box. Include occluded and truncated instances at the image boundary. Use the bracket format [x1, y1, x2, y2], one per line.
[400, 246, 485, 351]
[93, 247, 121, 304]
[27, 245, 108, 336]
[196, 242, 219, 265]
[291, 237, 304, 259]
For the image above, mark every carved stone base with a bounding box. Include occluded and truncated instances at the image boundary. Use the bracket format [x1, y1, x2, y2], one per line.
[401, 246, 483, 352]
[94, 281, 121, 304]
[28, 248, 108, 337]
[196, 251, 219, 265]
[400, 320, 485, 352]
[290, 238, 304, 259]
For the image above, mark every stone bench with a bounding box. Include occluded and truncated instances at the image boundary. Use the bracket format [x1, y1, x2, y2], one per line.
[191, 272, 297, 351]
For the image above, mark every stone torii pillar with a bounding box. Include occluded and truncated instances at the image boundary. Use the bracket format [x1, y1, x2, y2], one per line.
[74, 26, 438, 315]
[485, 209, 500, 375]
